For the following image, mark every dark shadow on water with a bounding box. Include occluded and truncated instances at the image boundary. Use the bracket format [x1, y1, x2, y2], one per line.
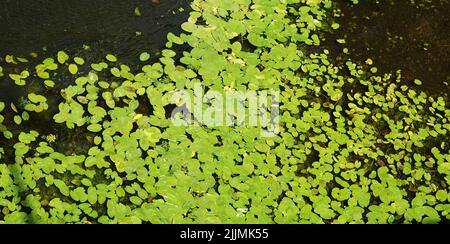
[323, 0, 450, 95]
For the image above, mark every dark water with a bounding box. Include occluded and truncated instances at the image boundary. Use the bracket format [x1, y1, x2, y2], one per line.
[324, 0, 450, 95]
[0, 0, 189, 58]
[0, 0, 190, 156]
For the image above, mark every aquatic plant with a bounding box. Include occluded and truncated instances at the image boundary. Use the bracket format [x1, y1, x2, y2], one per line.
[0, 0, 449, 224]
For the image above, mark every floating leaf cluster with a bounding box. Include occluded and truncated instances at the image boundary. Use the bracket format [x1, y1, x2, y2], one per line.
[0, 0, 449, 224]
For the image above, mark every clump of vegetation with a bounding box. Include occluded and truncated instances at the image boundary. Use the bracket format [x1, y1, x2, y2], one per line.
[0, 0, 449, 224]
